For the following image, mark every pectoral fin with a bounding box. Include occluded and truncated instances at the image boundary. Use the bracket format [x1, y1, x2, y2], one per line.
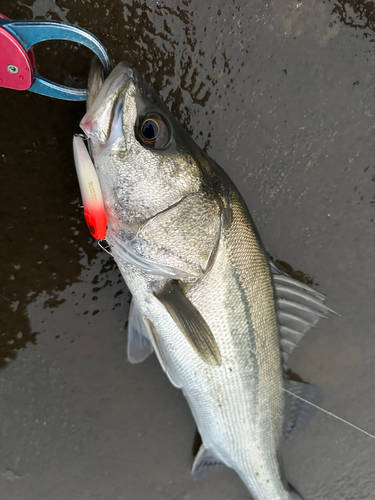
[154, 281, 221, 366]
[127, 299, 154, 363]
[142, 316, 182, 389]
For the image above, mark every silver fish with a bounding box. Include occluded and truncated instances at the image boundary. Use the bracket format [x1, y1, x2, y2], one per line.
[79, 60, 334, 500]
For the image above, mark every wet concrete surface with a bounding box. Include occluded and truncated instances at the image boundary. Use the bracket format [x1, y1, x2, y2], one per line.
[0, 0, 375, 499]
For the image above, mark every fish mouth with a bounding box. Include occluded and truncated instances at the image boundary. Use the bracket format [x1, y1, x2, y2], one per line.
[80, 61, 134, 143]
[98, 61, 134, 98]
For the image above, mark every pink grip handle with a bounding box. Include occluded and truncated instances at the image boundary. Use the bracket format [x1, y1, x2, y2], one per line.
[0, 13, 34, 90]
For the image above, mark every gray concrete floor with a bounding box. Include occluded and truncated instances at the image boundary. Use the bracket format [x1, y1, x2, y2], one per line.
[0, 1, 374, 499]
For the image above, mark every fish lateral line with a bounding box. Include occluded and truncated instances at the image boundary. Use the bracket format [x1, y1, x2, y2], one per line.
[283, 387, 375, 440]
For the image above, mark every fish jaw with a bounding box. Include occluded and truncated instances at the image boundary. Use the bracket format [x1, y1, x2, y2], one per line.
[81, 61, 134, 145]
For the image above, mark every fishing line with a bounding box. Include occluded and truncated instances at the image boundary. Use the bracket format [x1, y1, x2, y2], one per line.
[98, 239, 113, 257]
[283, 387, 375, 440]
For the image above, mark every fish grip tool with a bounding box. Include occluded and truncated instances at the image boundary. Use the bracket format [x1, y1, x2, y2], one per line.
[0, 13, 110, 239]
[0, 13, 112, 100]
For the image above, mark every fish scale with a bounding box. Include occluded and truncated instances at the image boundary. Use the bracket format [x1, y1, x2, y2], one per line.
[114, 189, 288, 500]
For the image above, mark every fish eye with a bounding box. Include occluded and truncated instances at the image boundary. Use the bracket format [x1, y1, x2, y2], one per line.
[137, 113, 170, 149]
[142, 119, 159, 140]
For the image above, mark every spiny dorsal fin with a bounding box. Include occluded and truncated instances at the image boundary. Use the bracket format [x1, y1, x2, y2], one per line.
[270, 260, 337, 367]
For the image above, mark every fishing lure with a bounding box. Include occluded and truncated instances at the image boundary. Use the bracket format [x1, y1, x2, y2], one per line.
[73, 135, 107, 240]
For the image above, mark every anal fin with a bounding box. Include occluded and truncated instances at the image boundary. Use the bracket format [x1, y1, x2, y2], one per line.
[191, 445, 224, 478]
[285, 380, 323, 440]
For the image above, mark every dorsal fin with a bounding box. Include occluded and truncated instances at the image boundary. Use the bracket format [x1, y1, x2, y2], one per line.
[270, 260, 337, 367]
